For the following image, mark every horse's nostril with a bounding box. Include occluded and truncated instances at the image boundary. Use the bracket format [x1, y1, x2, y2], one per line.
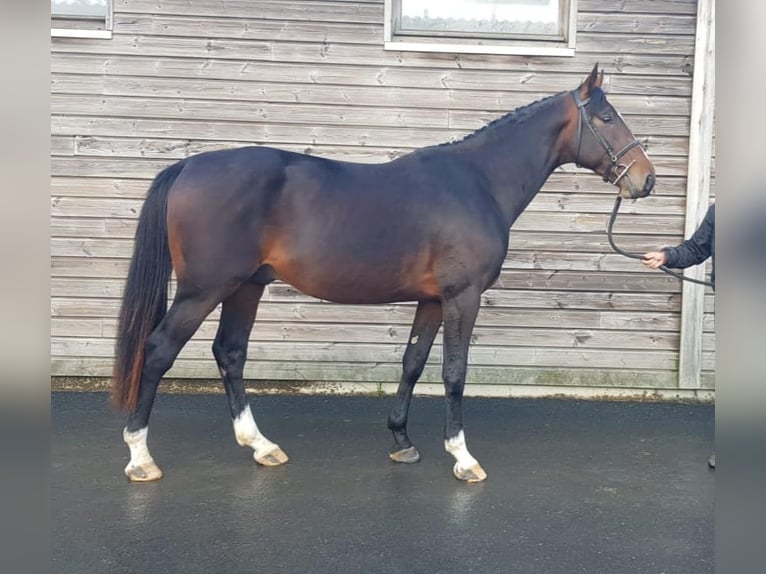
[644, 174, 655, 194]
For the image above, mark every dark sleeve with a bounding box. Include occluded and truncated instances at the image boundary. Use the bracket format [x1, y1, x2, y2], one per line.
[662, 203, 714, 269]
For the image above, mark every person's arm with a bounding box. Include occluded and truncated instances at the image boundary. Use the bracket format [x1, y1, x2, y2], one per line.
[643, 204, 714, 269]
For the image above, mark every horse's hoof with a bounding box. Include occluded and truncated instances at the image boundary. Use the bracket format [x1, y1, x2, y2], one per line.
[453, 462, 487, 483]
[255, 446, 289, 467]
[125, 461, 163, 482]
[390, 446, 421, 464]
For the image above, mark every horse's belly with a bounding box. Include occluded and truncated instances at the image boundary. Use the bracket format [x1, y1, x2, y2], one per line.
[269, 257, 439, 304]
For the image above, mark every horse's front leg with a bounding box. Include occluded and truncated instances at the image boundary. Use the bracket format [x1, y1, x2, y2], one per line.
[441, 288, 486, 483]
[388, 299, 442, 463]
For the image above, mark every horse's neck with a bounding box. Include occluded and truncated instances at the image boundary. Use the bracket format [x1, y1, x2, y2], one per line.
[451, 94, 570, 227]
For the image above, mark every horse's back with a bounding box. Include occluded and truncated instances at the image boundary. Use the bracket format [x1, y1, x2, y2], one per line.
[165, 145, 507, 301]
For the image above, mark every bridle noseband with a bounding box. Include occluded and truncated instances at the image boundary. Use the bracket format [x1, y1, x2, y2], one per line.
[570, 91, 703, 285]
[571, 90, 644, 186]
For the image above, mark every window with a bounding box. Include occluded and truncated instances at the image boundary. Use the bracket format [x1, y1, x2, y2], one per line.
[384, 0, 576, 56]
[51, 0, 113, 39]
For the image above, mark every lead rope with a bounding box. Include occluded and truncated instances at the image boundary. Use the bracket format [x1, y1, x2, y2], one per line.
[607, 195, 713, 287]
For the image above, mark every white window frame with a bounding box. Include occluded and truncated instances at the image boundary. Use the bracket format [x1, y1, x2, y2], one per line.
[51, 0, 113, 39]
[384, 0, 577, 56]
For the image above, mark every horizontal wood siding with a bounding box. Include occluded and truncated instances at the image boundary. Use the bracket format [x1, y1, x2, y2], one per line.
[51, 0, 715, 392]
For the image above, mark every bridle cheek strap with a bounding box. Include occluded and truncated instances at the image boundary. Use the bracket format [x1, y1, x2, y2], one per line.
[572, 90, 589, 170]
[571, 90, 644, 186]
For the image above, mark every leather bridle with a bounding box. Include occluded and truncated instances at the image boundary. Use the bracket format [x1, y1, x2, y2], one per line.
[576, 90, 710, 287]
[571, 90, 644, 187]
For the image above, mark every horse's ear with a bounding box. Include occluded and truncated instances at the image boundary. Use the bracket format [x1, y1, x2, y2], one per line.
[578, 63, 600, 99]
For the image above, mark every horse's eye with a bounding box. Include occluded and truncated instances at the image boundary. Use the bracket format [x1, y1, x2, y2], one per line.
[602, 114, 613, 123]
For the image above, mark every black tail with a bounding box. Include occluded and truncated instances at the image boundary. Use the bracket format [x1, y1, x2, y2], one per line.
[111, 161, 185, 411]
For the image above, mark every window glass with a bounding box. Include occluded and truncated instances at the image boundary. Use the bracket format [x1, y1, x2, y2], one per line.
[51, 0, 108, 18]
[399, 0, 563, 39]
[51, 0, 112, 37]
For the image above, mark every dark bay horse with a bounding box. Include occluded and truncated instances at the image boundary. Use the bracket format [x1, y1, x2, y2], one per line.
[113, 64, 655, 483]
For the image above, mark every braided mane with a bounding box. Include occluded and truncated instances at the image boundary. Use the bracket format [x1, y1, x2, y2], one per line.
[441, 91, 563, 148]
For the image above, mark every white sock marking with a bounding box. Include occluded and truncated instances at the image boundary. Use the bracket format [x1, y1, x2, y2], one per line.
[445, 430, 479, 470]
[233, 405, 279, 458]
[123, 426, 155, 468]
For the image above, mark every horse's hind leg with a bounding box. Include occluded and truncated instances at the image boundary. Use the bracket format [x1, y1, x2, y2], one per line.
[441, 288, 486, 483]
[123, 288, 226, 482]
[213, 282, 288, 467]
[388, 300, 442, 464]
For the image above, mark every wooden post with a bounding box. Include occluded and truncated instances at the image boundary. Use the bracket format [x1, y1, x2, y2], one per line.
[678, 0, 715, 389]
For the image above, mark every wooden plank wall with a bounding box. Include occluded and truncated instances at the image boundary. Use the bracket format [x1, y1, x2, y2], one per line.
[50, 0, 715, 392]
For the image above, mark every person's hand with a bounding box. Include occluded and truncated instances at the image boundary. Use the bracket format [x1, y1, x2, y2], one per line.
[642, 251, 667, 269]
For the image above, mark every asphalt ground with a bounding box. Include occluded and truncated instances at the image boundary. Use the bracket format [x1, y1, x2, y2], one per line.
[52, 391, 714, 574]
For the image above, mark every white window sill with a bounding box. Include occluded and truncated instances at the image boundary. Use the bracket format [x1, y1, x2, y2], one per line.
[51, 28, 113, 39]
[384, 40, 574, 57]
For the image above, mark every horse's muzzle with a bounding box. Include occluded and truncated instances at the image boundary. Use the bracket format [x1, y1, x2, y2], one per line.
[643, 173, 655, 195]
[625, 173, 655, 199]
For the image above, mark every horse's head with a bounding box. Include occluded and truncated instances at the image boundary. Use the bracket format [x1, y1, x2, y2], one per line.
[568, 64, 656, 199]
